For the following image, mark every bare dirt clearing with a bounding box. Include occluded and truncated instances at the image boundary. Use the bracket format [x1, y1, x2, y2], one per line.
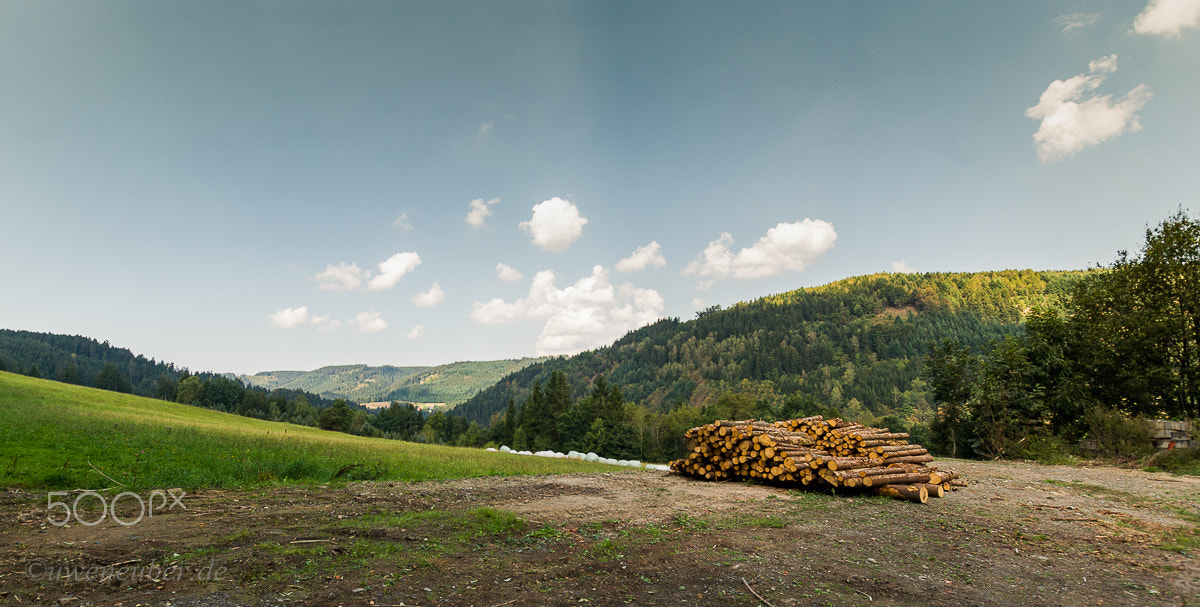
[2, 459, 1197, 607]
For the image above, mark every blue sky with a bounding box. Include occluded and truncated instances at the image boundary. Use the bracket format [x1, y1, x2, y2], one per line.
[2, 1, 1199, 374]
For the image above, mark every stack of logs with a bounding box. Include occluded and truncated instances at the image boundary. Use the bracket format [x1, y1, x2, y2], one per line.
[669, 416, 965, 503]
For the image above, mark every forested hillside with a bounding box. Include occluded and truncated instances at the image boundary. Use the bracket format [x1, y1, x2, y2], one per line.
[0, 329, 345, 427]
[456, 270, 1087, 430]
[242, 365, 429, 402]
[242, 358, 547, 405]
[0, 330, 181, 396]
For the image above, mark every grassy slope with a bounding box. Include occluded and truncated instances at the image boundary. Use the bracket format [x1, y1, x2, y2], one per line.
[0, 372, 612, 491]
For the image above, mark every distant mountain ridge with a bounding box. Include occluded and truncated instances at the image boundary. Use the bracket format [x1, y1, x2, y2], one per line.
[241, 358, 549, 406]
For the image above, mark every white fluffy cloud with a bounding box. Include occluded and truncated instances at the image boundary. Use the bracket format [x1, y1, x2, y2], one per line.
[407, 325, 425, 340]
[268, 307, 394, 333]
[348, 311, 387, 333]
[312, 263, 369, 291]
[268, 306, 338, 332]
[520, 197, 588, 251]
[1134, 0, 1200, 37]
[412, 282, 445, 308]
[496, 263, 524, 282]
[466, 197, 498, 228]
[892, 260, 915, 273]
[312, 253, 421, 291]
[367, 252, 422, 291]
[269, 306, 318, 329]
[469, 265, 664, 356]
[683, 219, 838, 287]
[616, 241, 667, 273]
[1025, 55, 1152, 164]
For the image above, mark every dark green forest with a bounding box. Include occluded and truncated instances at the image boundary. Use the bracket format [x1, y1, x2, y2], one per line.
[458, 270, 1084, 423]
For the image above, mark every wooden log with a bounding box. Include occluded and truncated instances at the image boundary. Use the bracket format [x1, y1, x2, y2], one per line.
[875, 447, 929, 458]
[873, 484, 928, 504]
[924, 483, 945, 498]
[881, 454, 935, 465]
[874, 444, 926, 453]
[860, 439, 910, 448]
[860, 472, 933, 487]
[824, 456, 875, 471]
[854, 432, 911, 440]
[860, 465, 916, 477]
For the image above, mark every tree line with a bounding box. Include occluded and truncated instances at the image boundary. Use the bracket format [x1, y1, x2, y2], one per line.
[923, 210, 1200, 459]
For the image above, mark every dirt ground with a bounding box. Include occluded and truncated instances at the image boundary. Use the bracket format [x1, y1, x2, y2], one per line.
[1, 459, 1198, 607]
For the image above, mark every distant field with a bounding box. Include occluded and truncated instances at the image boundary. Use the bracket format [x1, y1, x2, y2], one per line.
[0, 371, 612, 491]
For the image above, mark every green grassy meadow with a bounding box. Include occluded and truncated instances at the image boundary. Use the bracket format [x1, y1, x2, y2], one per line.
[0, 371, 614, 491]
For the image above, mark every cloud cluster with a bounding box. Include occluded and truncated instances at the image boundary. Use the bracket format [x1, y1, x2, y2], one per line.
[349, 311, 387, 333]
[312, 263, 368, 292]
[466, 197, 498, 228]
[891, 260, 915, 273]
[312, 252, 422, 291]
[268, 306, 336, 331]
[616, 242, 667, 273]
[683, 219, 837, 287]
[269, 307, 388, 333]
[369, 252, 422, 290]
[412, 282, 445, 308]
[1025, 55, 1152, 164]
[470, 265, 664, 356]
[496, 263, 524, 282]
[520, 197, 588, 251]
[1134, 0, 1200, 38]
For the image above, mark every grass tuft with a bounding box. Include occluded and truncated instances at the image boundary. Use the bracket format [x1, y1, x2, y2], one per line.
[1143, 447, 1200, 476]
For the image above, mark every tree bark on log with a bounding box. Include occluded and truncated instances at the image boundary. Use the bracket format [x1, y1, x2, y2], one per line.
[873, 484, 928, 503]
